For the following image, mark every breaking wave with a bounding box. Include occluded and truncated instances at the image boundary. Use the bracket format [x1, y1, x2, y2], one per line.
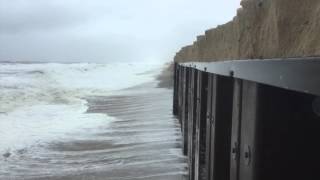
[0, 62, 160, 155]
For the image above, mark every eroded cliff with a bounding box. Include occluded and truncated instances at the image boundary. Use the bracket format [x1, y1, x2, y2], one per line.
[174, 0, 320, 62]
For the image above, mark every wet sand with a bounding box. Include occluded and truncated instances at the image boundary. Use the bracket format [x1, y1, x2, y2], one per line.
[25, 82, 187, 180]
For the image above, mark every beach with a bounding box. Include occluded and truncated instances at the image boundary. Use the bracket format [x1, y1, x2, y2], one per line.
[0, 63, 186, 180]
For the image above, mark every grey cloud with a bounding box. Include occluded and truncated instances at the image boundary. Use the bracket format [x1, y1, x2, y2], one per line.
[0, 0, 241, 63]
[0, 0, 110, 34]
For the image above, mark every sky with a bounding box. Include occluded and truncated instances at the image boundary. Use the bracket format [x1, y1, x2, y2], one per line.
[0, 0, 241, 63]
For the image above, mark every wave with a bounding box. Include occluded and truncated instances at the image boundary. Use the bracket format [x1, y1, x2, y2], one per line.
[0, 62, 160, 112]
[0, 62, 161, 155]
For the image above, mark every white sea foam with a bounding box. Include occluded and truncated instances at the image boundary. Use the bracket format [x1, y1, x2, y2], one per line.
[0, 62, 161, 155]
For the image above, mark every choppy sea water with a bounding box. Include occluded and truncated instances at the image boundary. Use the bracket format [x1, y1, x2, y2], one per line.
[0, 62, 187, 180]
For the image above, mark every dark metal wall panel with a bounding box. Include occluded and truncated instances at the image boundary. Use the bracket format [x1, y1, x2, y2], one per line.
[230, 79, 243, 180]
[208, 75, 218, 180]
[239, 81, 259, 180]
[175, 62, 320, 180]
[179, 67, 185, 122]
[182, 67, 190, 155]
[194, 71, 202, 180]
[173, 63, 179, 116]
[199, 72, 208, 180]
[193, 71, 209, 180]
[177, 66, 182, 121]
[188, 69, 198, 180]
[180, 67, 185, 121]
[205, 74, 214, 180]
[210, 75, 234, 180]
[225, 79, 320, 180]
[254, 82, 292, 180]
[253, 82, 320, 180]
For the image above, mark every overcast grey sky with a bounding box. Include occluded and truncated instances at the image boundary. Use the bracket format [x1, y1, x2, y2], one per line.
[0, 0, 241, 63]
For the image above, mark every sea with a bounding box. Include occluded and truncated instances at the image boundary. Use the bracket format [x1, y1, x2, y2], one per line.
[0, 62, 187, 180]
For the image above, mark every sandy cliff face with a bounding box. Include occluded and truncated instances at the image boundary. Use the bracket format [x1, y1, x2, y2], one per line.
[174, 0, 320, 62]
[159, 0, 320, 88]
